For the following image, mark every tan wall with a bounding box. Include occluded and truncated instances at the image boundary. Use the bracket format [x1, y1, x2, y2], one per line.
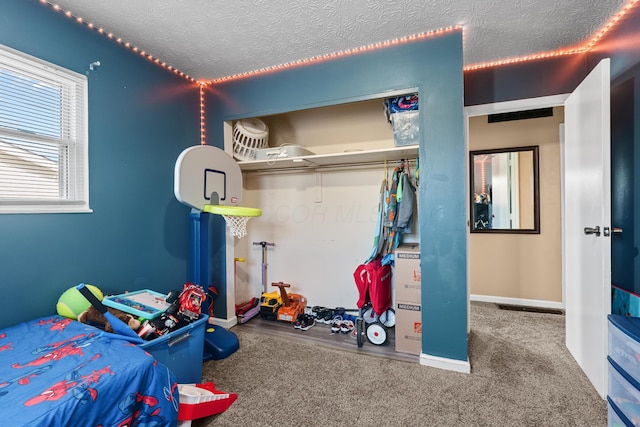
[469, 106, 564, 303]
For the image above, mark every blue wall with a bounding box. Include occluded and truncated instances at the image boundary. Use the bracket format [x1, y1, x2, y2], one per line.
[6, 0, 637, 363]
[0, 0, 200, 327]
[591, 8, 640, 295]
[207, 31, 468, 361]
[464, 54, 589, 106]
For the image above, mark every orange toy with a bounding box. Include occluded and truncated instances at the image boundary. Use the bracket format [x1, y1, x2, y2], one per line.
[272, 282, 307, 323]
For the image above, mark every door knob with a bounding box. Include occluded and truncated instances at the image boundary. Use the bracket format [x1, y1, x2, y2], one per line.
[584, 226, 601, 236]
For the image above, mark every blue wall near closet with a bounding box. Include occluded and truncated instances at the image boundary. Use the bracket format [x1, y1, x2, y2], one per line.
[0, 0, 201, 327]
[206, 31, 469, 362]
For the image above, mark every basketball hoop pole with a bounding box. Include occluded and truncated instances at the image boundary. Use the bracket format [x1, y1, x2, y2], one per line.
[175, 145, 262, 325]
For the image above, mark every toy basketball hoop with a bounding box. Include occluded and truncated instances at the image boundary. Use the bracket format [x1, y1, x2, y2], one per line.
[203, 205, 262, 239]
[175, 145, 262, 238]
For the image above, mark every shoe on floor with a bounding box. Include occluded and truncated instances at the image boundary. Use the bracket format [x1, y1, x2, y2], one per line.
[293, 313, 305, 329]
[300, 314, 315, 331]
[330, 316, 343, 334]
[340, 320, 354, 334]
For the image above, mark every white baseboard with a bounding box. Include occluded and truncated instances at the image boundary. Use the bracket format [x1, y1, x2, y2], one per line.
[470, 294, 564, 310]
[209, 316, 238, 329]
[420, 353, 471, 374]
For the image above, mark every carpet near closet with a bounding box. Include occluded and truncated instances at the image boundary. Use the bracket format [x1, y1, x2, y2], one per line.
[195, 301, 605, 427]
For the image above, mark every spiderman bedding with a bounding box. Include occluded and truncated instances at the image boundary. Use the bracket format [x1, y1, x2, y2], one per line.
[0, 316, 178, 427]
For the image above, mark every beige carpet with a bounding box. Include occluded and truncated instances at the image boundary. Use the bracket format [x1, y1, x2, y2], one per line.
[195, 302, 606, 426]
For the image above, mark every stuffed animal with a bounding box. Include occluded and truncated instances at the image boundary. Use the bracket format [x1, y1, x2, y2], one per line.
[77, 305, 141, 333]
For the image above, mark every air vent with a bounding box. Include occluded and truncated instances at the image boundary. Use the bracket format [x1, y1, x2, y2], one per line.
[496, 304, 564, 315]
[488, 107, 553, 123]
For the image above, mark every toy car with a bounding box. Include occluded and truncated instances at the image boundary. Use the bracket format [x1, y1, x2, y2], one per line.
[277, 293, 307, 322]
[271, 282, 307, 323]
[259, 290, 282, 320]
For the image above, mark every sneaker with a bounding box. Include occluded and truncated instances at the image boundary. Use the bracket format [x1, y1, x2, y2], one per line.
[317, 308, 331, 324]
[322, 310, 334, 324]
[330, 316, 343, 334]
[340, 320, 354, 334]
[293, 314, 303, 329]
[299, 314, 315, 331]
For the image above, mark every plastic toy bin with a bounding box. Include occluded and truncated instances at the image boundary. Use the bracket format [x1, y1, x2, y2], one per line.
[608, 356, 640, 423]
[608, 397, 633, 427]
[609, 315, 640, 382]
[138, 315, 208, 384]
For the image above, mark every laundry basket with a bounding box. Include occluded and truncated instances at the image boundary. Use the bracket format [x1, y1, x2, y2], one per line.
[232, 118, 269, 161]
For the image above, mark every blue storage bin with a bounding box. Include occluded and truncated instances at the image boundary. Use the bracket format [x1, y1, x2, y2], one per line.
[139, 314, 207, 384]
[608, 357, 640, 425]
[609, 397, 633, 427]
[609, 315, 640, 382]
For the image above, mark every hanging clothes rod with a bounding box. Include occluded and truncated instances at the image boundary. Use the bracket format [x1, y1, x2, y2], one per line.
[240, 158, 419, 175]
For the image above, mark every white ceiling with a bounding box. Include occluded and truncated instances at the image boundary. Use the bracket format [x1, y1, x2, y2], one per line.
[49, 0, 627, 82]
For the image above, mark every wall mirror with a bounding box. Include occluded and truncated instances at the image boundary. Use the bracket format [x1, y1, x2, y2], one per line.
[470, 146, 540, 234]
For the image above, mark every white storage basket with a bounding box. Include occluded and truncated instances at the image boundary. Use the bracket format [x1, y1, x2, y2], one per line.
[232, 118, 269, 161]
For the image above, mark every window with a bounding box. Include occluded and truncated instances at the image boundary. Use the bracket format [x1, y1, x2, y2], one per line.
[0, 44, 89, 213]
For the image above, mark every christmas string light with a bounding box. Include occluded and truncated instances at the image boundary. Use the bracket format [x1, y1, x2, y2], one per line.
[206, 26, 463, 85]
[464, 0, 639, 71]
[199, 83, 206, 145]
[41, 0, 638, 151]
[583, 0, 640, 51]
[40, 0, 196, 82]
[43, 0, 639, 81]
[464, 48, 586, 71]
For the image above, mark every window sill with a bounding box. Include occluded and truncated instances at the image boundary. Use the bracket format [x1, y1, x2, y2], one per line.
[0, 206, 93, 214]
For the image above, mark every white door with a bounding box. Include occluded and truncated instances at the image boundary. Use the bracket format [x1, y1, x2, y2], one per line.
[563, 58, 611, 399]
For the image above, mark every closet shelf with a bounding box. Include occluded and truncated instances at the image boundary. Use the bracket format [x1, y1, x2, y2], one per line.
[236, 145, 419, 172]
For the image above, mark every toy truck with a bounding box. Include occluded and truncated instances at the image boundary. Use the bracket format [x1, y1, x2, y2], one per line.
[259, 290, 283, 320]
[271, 282, 307, 323]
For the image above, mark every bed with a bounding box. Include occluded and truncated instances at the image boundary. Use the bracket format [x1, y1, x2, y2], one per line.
[0, 315, 179, 426]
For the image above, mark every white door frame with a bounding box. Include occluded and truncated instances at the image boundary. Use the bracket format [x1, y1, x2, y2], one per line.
[464, 94, 570, 311]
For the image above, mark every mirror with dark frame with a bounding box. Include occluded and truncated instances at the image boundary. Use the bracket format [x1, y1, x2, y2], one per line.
[470, 146, 540, 234]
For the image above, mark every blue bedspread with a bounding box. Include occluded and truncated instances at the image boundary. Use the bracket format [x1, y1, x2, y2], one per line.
[0, 316, 179, 426]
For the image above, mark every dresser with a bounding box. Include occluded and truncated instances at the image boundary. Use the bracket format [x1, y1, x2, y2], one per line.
[608, 314, 640, 425]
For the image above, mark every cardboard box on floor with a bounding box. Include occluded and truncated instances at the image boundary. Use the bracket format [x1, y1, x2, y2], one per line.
[394, 245, 421, 304]
[395, 301, 422, 355]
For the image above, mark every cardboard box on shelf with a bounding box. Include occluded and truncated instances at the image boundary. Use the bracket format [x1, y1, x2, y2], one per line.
[395, 301, 422, 355]
[394, 245, 421, 304]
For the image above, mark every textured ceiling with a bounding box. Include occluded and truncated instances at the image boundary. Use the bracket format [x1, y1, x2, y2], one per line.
[48, 0, 627, 82]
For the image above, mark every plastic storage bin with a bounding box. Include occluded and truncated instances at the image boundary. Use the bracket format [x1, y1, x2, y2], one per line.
[609, 357, 640, 425]
[609, 315, 640, 382]
[138, 314, 207, 384]
[609, 396, 633, 427]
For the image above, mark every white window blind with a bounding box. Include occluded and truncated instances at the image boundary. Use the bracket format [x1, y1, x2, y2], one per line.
[0, 44, 89, 213]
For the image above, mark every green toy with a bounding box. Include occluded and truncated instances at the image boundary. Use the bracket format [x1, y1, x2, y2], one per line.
[56, 284, 103, 319]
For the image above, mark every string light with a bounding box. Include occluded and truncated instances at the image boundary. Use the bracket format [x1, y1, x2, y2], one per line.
[464, 0, 639, 71]
[40, 0, 197, 82]
[583, 0, 640, 51]
[39, 0, 639, 151]
[206, 26, 463, 85]
[42, 0, 639, 80]
[464, 48, 586, 71]
[199, 83, 206, 145]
